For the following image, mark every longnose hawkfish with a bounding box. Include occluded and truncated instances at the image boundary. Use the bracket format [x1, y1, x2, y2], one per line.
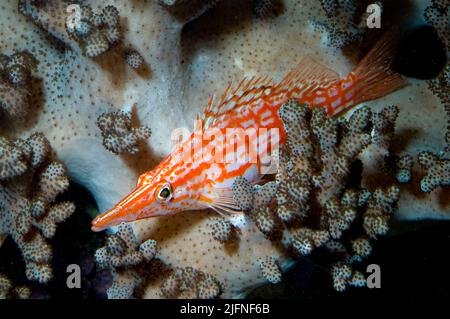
[92, 33, 405, 232]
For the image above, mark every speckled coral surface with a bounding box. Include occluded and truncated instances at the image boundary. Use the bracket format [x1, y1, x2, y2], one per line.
[0, 0, 448, 298]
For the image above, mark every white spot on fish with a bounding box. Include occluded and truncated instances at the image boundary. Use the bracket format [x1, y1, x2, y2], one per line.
[342, 80, 352, 89]
[261, 117, 274, 126]
[331, 98, 342, 108]
[328, 88, 338, 97]
[260, 110, 272, 120]
[314, 97, 326, 104]
[241, 119, 255, 128]
[253, 103, 263, 113]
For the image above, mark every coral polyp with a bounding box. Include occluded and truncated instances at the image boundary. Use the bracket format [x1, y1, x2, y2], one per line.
[0, 133, 75, 284]
[227, 101, 402, 291]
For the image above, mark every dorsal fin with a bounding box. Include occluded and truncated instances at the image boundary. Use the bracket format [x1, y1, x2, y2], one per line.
[277, 57, 340, 99]
[198, 75, 274, 130]
[197, 58, 340, 130]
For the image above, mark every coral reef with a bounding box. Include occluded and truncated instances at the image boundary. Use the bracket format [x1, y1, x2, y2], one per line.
[395, 154, 413, 183]
[0, 137, 28, 179]
[417, 151, 449, 193]
[95, 222, 223, 299]
[18, 0, 122, 57]
[18, 0, 81, 52]
[228, 100, 401, 291]
[160, 266, 222, 299]
[66, 4, 122, 57]
[97, 110, 151, 154]
[94, 223, 158, 298]
[124, 49, 144, 70]
[0, 0, 447, 298]
[424, 0, 449, 52]
[0, 51, 36, 86]
[209, 217, 236, 243]
[257, 256, 282, 284]
[330, 262, 365, 292]
[0, 51, 36, 120]
[0, 133, 75, 283]
[394, 150, 449, 193]
[311, 0, 367, 49]
[252, 0, 283, 18]
[0, 273, 31, 299]
[424, 0, 449, 150]
[427, 66, 449, 150]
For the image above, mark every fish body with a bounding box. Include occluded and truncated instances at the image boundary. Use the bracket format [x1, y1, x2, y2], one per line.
[92, 34, 405, 232]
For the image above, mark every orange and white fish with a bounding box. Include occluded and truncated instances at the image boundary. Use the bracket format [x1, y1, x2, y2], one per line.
[91, 34, 405, 232]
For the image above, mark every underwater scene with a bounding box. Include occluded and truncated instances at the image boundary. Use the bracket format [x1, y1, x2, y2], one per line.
[0, 0, 449, 302]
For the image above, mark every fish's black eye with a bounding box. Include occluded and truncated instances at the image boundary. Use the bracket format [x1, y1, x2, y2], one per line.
[157, 183, 172, 202]
[159, 188, 170, 198]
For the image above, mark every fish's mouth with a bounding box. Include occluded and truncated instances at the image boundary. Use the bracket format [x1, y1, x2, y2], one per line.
[91, 208, 161, 232]
[91, 224, 106, 232]
[91, 202, 161, 232]
[91, 205, 136, 232]
[91, 183, 155, 232]
[91, 209, 121, 232]
[91, 217, 110, 232]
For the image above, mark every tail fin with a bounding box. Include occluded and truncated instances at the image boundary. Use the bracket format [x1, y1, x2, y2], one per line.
[350, 31, 406, 105]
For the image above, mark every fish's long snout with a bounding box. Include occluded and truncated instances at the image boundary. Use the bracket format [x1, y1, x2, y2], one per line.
[91, 206, 124, 232]
[91, 185, 155, 232]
